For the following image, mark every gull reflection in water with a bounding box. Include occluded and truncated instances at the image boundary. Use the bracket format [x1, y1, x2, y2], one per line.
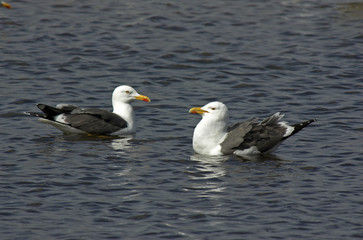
[110, 135, 133, 152]
[189, 154, 229, 180]
[185, 154, 230, 201]
[62, 134, 134, 153]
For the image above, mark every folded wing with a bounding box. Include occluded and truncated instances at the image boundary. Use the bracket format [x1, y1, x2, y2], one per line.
[35, 104, 127, 135]
[221, 113, 314, 154]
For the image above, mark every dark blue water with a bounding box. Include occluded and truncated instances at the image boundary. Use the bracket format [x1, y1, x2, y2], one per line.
[1, 0, 362, 239]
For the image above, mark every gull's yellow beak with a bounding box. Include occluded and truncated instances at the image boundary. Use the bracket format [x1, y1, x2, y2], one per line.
[134, 94, 151, 102]
[189, 107, 209, 114]
[1, 1, 11, 9]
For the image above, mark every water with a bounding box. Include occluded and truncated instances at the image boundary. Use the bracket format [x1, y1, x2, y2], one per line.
[1, 0, 362, 239]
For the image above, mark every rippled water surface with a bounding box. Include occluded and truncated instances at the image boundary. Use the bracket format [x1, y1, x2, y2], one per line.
[1, 0, 362, 239]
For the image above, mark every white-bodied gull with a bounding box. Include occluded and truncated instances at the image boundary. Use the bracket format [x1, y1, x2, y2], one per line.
[27, 85, 150, 135]
[189, 101, 316, 156]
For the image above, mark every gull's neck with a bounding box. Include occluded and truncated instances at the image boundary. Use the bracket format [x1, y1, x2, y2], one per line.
[112, 100, 135, 133]
[193, 116, 228, 155]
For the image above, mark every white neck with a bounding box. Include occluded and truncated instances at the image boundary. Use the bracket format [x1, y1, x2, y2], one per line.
[193, 117, 228, 155]
[113, 101, 135, 134]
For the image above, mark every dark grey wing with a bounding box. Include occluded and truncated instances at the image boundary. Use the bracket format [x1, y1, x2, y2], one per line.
[227, 113, 316, 154]
[221, 113, 289, 154]
[237, 122, 287, 153]
[220, 119, 256, 154]
[66, 109, 127, 134]
[55, 104, 80, 112]
[242, 114, 316, 153]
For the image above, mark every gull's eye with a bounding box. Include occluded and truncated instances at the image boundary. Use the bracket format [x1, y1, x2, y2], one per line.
[125, 90, 131, 94]
[211, 107, 216, 110]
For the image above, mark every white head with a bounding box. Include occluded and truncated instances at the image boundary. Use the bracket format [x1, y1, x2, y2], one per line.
[111, 85, 150, 134]
[189, 102, 229, 155]
[112, 85, 150, 105]
[189, 101, 229, 122]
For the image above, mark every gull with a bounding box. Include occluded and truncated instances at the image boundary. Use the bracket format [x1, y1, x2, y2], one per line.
[189, 101, 316, 156]
[27, 85, 150, 135]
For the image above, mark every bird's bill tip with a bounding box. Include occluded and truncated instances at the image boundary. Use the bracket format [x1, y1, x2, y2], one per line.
[134, 95, 151, 102]
[189, 107, 208, 114]
[1, 1, 11, 8]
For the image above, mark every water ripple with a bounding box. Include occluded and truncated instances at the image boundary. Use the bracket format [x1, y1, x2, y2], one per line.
[1, 0, 362, 239]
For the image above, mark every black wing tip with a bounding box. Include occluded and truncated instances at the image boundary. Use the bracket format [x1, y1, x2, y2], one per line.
[37, 103, 46, 110]
[308, 118, 317, 126]
[35, 103, 63, 118]
[298, 118, 317, 125]
[290, 118, 316, 136]
[23, 104, 49, 118]
[24, 111, 46, 118]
